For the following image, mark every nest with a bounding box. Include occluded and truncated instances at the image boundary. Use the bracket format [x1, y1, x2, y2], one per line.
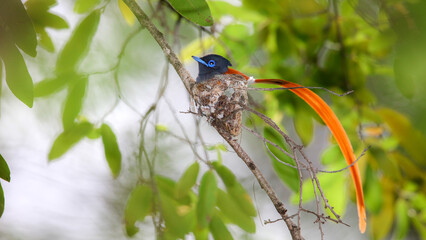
[191, 74, 248, 140]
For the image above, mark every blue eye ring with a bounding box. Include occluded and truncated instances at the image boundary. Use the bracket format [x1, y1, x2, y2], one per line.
[208, 60, 215, 67]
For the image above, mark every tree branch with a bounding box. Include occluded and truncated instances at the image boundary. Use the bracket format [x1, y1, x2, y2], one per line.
[123, 1, 303, 239]
[123, 0, 194, 93]
[215, 127, 303, 240]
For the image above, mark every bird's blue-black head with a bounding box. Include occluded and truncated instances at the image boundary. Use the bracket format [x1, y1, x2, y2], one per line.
[192, 54, 232, 83]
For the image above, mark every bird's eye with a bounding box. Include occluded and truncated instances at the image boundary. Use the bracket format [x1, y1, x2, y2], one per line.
[208, 60, 215, 67]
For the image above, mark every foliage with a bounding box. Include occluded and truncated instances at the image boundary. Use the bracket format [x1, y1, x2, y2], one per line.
[0, 0, 425, 239]
[123, 162, 256, 239]
[206, 0, 426, 238]
[0, 154, 10, 217]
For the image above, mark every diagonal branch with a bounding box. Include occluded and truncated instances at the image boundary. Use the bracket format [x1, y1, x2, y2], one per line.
[122, 0, 303, 239]
[215, 127, 303, 240]
[123, 0, 194, 93]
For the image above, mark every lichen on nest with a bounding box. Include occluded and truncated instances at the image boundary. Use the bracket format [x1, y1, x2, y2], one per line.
[191, 74, 248, 140]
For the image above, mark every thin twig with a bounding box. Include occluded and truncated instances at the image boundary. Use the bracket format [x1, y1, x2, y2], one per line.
[300, 208, 349, 226]
[299, 149, 345, 227]
[164, 97, 207, 163]
[242, 125, 295, 161]
[216, 127, 303, 240]
[319, 146, 370, 174]
[243, 114, 368, 174]
[123, 1, 303, 239]
[247, 87, 354, 97]
[244, 106, 300, 147]
[123, 0, 194, 93]
[243, 105, 353, 237]
[264, 214, 298, 225]
[195, 117, 210, 161]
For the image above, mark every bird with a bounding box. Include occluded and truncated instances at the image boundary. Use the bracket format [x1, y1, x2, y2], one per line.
[192, 54, 367, 233]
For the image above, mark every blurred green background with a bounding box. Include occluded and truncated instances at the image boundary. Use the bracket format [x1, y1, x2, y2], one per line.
[0, 0, 425, 239]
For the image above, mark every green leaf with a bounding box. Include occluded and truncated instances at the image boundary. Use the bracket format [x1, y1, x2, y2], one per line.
[370, 147, 401, 181]
[293, 108, 314, 145]
[25, 0, 68, 52]
[208, 1, 262, 22]
[0, 37, 34, 108]
[0, 183, 4, 217]
[36, 27, 55, 52]
[56, 9, 100, 74]
[216, 189, 256, 233]
[0, 0, 37, 56]
[320, 145, 342, 165]
[179, 36, 216, 64]
[25, 0, 68, 29]
[160, 192, 196, 238]
[193, 227, 209, 240]
[371, 178, 395, 240]
[209, 214, 233, 240]
[0, 61, 2, 96]
[175, 162, 199, 199]
[36, 12, 69, 29]
[100, 124, 122, 178]
[263, 127, 299, 192]
[354, 0, 380, 26]
[196, 171, 217, 228]
[213, 162, 256, 217]
[368, 30, 395, 57]
[25, 0, 56, 11]
[62, 77, 87, 129]
[363, 165, 383, 214]
[206, 144, 228, 163]
[411, 191, 426, 212]
[124, 184, 153, 236]
[48, 121, 93, 160]
[118, 0, 136, 25]
[167, 0, 213, 26]
[395, 198, 409, 240]
[0, 154, 10, 182]
[155, 124, 169, 132]
[378, 108, 426, 167]
[212, 162, 236, 187]
[156, 175, 177, 199]
[413, 217, 426, 240]
[125, 224, 139, 237]
[392, 152, 426, 182]
[394, 53, 415, 99]
[34, 74, 72, 97]
[74, 0, 101, 13]
[87, 127, 101, 139]
[291, 170, 347, 217]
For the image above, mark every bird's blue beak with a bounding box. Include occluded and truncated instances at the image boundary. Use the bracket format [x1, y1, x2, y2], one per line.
[192, 56, 209, 67]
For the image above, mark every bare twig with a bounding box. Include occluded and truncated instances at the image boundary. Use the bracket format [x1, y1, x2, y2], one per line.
[195, 117, 210, 161]
[164, 97, 207, 163]
[242, 125, 296, 161]
[123, 1, 303, 239]
[123, 0, 194, 93]
[298, 149, 345, 228]
[243, 106, 368, 174]
[244, 106, 300, 147]
[216, 127, 303, 240]
[243, 106, 355, 237]
[319, 146, 370, 174]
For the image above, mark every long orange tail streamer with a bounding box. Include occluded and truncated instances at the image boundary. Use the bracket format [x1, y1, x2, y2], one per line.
[226, 68, 366, 233]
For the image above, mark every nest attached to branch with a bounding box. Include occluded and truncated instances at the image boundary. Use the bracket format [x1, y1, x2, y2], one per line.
[191, 74, 248, 140]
